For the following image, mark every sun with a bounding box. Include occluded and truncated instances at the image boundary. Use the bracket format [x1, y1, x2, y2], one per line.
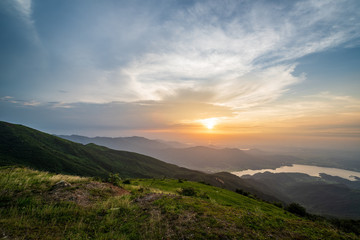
[199, 118, 218, 130]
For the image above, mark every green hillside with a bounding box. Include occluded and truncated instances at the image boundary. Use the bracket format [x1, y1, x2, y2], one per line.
[0, 121, 191, 178]
[1, 167, 358, 239]
[0, 121, 277, 201]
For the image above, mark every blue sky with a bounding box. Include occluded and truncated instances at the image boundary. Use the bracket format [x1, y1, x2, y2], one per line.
[1, 0, 360, 149]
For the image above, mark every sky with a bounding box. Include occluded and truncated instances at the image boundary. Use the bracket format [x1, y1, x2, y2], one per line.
[1, 0, 360, 150]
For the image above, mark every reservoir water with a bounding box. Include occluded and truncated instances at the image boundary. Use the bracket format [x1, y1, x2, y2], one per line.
[232, 164, 360, 181]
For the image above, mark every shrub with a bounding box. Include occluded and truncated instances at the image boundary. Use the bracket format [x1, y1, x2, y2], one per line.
[107, 173, 121, 185]
[286, 203, 307, 217]
[179, 187, 197, 196]
[122, 179, 131, 184]
[273, 202, 283, 208]
[235, 188, 249, 196]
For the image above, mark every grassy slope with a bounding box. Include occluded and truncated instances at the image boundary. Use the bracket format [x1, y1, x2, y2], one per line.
[0, 121, 278, 201]
[1, 167, 358, 240]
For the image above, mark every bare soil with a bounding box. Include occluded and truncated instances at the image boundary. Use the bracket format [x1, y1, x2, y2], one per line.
[46, 181, 129, 206]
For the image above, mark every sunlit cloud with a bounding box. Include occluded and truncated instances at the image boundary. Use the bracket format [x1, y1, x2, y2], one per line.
[1, 0, 360, 148]
[118, 0, 359, 111]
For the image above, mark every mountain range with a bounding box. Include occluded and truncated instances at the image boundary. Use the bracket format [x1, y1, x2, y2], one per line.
[0, 121, 276, 202]
[58, 135, 300, 172]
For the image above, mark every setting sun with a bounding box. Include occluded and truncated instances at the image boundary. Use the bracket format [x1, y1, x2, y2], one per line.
[199, 118, 218, 130]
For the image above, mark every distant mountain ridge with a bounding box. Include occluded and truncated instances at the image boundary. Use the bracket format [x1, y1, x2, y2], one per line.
[0, 121, 278, 202]
[57, 134, 173, 152]
[59, 135, 300, 172]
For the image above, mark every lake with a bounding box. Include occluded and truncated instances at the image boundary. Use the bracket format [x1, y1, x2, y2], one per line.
[232, 164, 360, 181]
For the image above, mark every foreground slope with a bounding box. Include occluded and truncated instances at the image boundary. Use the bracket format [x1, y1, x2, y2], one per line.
[0, 121, 275, 201]
[1, 167, 358, 240]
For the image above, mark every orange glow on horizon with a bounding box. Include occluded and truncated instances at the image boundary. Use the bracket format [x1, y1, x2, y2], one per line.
[199, 118, 218, 130]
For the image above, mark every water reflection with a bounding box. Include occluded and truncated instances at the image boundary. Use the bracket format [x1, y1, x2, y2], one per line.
[232, 164, 360, 181]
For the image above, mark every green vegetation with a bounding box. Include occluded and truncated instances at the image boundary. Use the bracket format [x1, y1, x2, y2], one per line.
[1, 167, 358, 239]
[285, 202, 308, 217]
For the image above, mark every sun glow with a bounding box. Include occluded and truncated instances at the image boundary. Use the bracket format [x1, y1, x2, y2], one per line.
[199, 118, 218, 130]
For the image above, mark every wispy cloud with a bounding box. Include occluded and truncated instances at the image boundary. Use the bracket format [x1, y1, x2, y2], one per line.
[22, 100, 41, 106]
[9, 0, 41, 45]
[118, 0, 360, 110]
[13, 0, 32, 19]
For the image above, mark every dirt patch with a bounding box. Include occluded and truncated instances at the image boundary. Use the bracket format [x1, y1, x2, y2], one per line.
[134, 193, 165, 204]
[46, 181, 129, 207]
[133, 193, 180, 205]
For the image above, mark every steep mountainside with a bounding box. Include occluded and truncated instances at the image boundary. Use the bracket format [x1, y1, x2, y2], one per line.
[0, 121, 276, 201]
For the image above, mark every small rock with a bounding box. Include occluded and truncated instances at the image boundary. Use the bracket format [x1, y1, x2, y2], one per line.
[54, 180, 71, 188]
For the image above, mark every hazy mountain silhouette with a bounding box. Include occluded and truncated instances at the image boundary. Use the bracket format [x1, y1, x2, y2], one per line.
[59, 135, 299, 172]
[57, 135, 172, 152]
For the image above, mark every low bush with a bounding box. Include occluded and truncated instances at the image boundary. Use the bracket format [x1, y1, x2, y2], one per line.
[286, 203, 307, 217]
[235, 188, 249, 196]
[179, 187, 197, 196]
[123, 179, 131, 184]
